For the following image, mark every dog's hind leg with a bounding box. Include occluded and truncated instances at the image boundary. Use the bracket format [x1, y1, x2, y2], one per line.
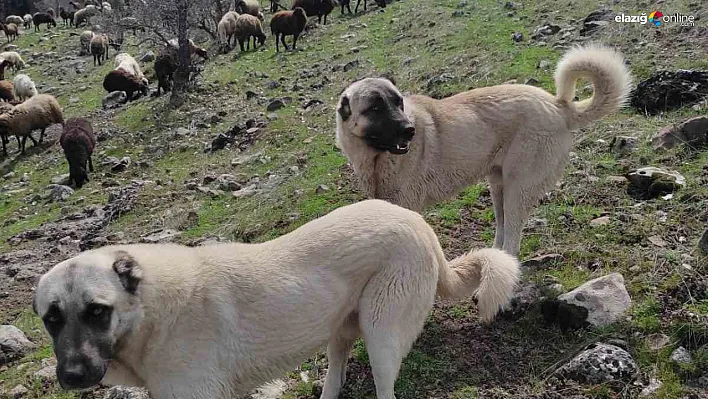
[488, 166, 505, 249]
[320, 314, 360, 399]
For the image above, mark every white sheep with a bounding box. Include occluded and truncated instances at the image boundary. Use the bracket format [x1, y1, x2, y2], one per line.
[79, 30, 95, 55]
[23, 14, 32, 29]
[12, 74, 38, 101]
[0, 51, 25, 72]
[114, 52, 147, 85]
[5, 15, 24, 26]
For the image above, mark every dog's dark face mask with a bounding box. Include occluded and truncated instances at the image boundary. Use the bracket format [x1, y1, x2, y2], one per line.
[33, 252, 142, 390]
[338, 78, 416, 155]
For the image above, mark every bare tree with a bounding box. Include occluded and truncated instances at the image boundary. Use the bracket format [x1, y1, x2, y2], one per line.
[170, 0, 189, 107]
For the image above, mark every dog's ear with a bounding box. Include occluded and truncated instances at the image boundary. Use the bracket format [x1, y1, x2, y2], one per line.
[379, 73, 396, 86]
[32, 294, 38, 315]
[112, 251, 142, 294]
[338, 95, 352, 121]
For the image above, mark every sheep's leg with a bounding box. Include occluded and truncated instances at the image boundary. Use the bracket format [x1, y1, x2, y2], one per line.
[282, 34, 290, 51]
[274, 33, 279, 52]
[238, 38, 245, 52]
[39, 129, 45, 143]
[88, 156, 94, 173]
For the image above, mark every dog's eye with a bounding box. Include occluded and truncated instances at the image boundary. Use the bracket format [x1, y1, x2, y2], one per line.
[86, 304, 112, 319]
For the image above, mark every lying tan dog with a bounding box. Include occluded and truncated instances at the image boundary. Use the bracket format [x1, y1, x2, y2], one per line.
[34, 199, 519, 399]
[336, 45, 633, 257]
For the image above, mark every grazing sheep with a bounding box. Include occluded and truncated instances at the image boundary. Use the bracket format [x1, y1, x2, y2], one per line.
[270, 8, 307, 52]
[60, 118, 95, 188]
[2, 23, 18, 42]
[0, 94, 64, 153]
[218, 12, 239, 51]
[167, 38, 208, 59]
[292, 0, 335, 24]
[118, 16, 144, 35]
[102, 69, 147, 101]
[0, 51, 25, 72]
[5, 16, 23, 26]
[12, 74, 38, 101]
[234, 14, 266, 52]
[0, 80, 13, 102]
[33, 13, 57, 31]
[0, 102, 14, 155]
[59, 7, 75, 26]
[73, 6, 98, 27]
[90, 34, 109, 66]
[348, 0, 386, 13]
[0, 60, 11, 80]
[79, 30, 94, 55]
[23, 14, 32, 29]
[114, 52, 147, 83]
[153, 49, 176, 96]
[47, 8, 56, 19]
[69, 1, 80, 10]
[107, 34, 124, 54]
[234, 0, 263, 20]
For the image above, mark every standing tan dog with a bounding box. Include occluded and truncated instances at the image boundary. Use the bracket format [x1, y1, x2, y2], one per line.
[34, 200, 519, 399]
[336, 45, 633, 257]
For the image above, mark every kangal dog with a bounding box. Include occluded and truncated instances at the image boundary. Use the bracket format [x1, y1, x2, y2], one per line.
[336, 45, 633, 257]
[34, 200, 519, 399]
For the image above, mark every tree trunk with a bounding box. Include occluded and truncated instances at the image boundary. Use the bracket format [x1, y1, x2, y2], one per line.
[170, 0, 190, 108]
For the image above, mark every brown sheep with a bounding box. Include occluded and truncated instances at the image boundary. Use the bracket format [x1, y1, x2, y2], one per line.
[60, 118, 95, 188]
[60, 7, 75, 26]
[218, 12, 239, 52]
[0, 60, 11, 80]
[103, 69, 148, 101]
[90, 34, 109, 66]
[33, 13, 57, 32]
[0, 80, 14, 102]
[270, 8, 307, 52]
[153, 48, 176, 96]
[0, 102, 13, 155]
[2, 23, 18, 42]
[47, 8, 56, 19]
[0, 94, 64, 153]
[234, 14, 266, 52]
[292, 0, 335, 24]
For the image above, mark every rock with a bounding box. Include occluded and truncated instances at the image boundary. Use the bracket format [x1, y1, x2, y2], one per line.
[522, 253, 563, 269]
[645, 333, 671, 350]
[652, 116, 708, 150]
[555, 273, 631, 328]
[670, 346, 692, 365]
[554, 343, 638, 384]
[139, 51, 155, 63]
[266, 99, 285, 112]
[506, 282, 540, 315]
[9, 384, 29, 398]
[532, 24, 561, 39]
[4, 44, 18, 51]
[343, 59, 359, 72]
[609, 136, 638, 154]
[51, 174, 70, 185]
[625, 167, 686, 200]
[580, 9, 612, 36]
[590, 216, 610, 226]
[0, 325, 35, 365]
[511, 32, 524, 42]
[102, 91, 127, 109]
[648, 235, 667, 247]
[523, 77, 540, 86]
[47, 184, 74, 202]
[503, 1, 518, 10]
[141, 229, 181, 243]
[104, 386, 150, 399]
[112, 157, 131, 172]
[631, 70, 708, 115]
[33, 365, 56, 381]
[217, 174, 241, 191]
[699, 229, 708, 254]
[208, 133, 235, 152]
[245, 90, 259, 100]
[69, 97, 80, 104]
[315, 184, 329, 194]
[537, 59, 551, 70]
[640, 378, 662, 397]
[232, 185, 258, 198]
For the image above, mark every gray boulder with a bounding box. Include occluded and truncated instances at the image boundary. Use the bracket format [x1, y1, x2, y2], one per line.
[0, 325, 35, 365]
[653, 116, 708, 150]
[554, 343, 638, 384]
[555, 273, 631, 328]
[103, 91, 128, 109]
[46, 184, 74, 202]
[625, 166, 685, 200]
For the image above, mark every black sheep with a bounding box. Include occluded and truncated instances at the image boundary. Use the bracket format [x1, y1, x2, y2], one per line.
[60, 118, 95, 189]
[292, 0, 335, 24]
[103, 69, 148, 101]
[153, 49, 177, 96]
[33, 12, 57, 32]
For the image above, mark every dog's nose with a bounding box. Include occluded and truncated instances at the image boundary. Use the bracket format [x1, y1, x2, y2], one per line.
[61, 363, 87, 387]
[403, 126, 415, 139]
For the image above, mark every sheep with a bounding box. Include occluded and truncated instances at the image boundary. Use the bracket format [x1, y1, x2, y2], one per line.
[234, 0, 263, 20]
[59, 7, 75, 26]
[167, 38, 208, 59]
[5, 16, 23, 26]
[79, 30, 95, 55]
[103, 69, 148, 101]
[118, 16, 144, 35]
[0, 80, 13, 102]
[153, 48, 176, 96]
[0, 102, 14, 155]
[0, 60, 11, 80]
[218, 12, 239, 51]
[114, 52, 147, 83]
[0, 51, 26, 72]
[90, 34, 109, 66]
[270, 8, 307, 52]
[73, 6, 98, 27]
[292, 0, 335, 24]
[60, 118, 95, 188]
[0, 94, 64, 154]
[23, 14, 32, 29]
[233, 14, 266, 52]
[2, 23, 18, 42]
[12, 74, 38, 101]
[33, 13, 56, 32]
[47, 8, 56, 19]
[350, 0, 386, 14]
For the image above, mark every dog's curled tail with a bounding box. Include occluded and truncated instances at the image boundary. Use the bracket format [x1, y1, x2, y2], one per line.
[554, 44, 633, 129]
[437, 248, 519, 322]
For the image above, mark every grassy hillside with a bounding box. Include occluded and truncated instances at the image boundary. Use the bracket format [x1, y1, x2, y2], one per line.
[1, 0, 707, 398]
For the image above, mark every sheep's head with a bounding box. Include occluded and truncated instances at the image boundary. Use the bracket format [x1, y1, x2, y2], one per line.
[70, 163, 89, 188]
[293, 7, 306, 19]
[0, 115, 12, 135]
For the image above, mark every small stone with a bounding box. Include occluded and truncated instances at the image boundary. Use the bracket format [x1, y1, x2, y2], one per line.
[343, 60, 359, 72]
[590, 216, 610, 226]
[0, 325, 35, 365]
[648, 235, 667, 247]
[537, 59, 551, 69]
[245, 90, 259, 100]
[69, 97, 80, 104]
[315, 184, 329, 194]
[33, 365, 56, 381]
[46, 184, 74, 202]
[141, 229, 181, 243]
[605, 175, 627, 184]
[610, 136, 639, 154]
[9, 384, 29, 398]
[232, 185, 258, 198]
[112, 157, 131, 172]
[511, 32, 524, 42]
[554, 343, 638, 384]
[288, 166, 299, 173]
[522, 253, 563, 269]
[645, 333, 671, 350]
[640, 378, 662, 397]
[266, 99, 285, 112]
[670, 347, 692, 365]
[50, 174, 70, 184]
[102, 91, 127, 109]
[524, 77, 540, 86]
[139, 51, 155, 63]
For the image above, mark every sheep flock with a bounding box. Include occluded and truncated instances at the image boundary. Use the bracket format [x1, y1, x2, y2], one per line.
[0, 0, 391, 188]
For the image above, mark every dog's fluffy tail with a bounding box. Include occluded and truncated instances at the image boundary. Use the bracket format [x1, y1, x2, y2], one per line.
[437, 248, 520, 322]
[554, 45, 633, 129]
